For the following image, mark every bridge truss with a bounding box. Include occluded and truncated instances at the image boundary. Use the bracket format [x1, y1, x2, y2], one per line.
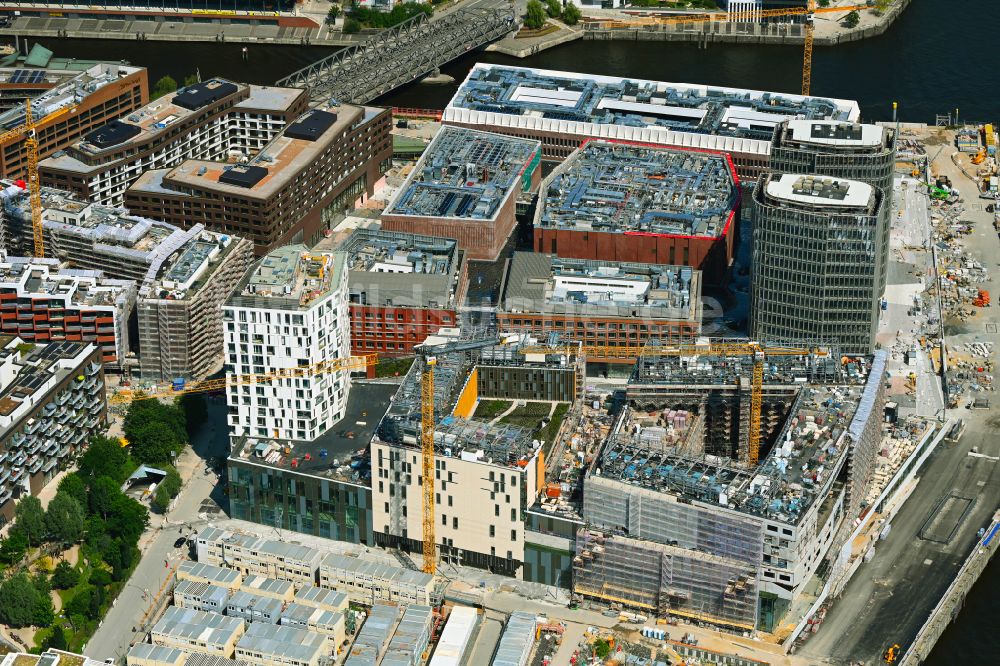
[277, 6, 516, 106]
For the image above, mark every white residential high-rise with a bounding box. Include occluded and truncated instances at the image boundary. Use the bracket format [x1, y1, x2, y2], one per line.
[223, 245, 350, 442]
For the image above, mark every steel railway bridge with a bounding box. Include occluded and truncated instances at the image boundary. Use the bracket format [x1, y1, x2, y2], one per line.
[276, 3, 516, 106]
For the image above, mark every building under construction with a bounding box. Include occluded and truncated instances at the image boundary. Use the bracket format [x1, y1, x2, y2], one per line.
[572, 342, 887, 631]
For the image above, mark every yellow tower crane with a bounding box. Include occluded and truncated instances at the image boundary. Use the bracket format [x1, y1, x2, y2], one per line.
[416, 335, 519, 575]
[519, 341, 827, 466]
[588, 2, 872, 96]
[0, 97, 76, 258]
[109, 354, 377, 405]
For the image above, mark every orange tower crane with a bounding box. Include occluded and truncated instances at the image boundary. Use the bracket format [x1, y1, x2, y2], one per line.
[0, 97, 76, 258]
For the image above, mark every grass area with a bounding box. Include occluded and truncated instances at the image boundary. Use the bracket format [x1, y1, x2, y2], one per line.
[539, 404, 569, 459]
[374, 357, 415, 378]
[499, 402, 554, 430]
[473, 399, 512, 420]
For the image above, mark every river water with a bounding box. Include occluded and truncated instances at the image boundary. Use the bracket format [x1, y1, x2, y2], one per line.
[6, 0, 998, 660]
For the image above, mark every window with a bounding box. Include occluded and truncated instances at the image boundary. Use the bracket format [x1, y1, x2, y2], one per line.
[489, 525, 495, 537]
[511, 529, 517, 541]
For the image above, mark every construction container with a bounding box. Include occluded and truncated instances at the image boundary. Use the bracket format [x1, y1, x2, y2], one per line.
[492, 612, 537, 666]
[429, 606, 479, 666]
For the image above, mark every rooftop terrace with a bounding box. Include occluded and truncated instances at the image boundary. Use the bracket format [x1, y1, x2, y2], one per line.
[503, 253, 700, 322]
[444, 64, 859, 144]
[539, 140, 739, 237]
[378, 336, 541, 469]
[783, 119, 888, 148]
[385, 126, 540, 221]
[338, 229, 462, 309]
[231, 244, 343, 309]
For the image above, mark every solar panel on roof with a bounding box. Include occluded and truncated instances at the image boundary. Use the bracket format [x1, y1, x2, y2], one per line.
[29, 71, 44, 84]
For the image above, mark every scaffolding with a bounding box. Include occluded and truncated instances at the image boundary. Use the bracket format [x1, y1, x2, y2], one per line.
[573, 530, 759, 631]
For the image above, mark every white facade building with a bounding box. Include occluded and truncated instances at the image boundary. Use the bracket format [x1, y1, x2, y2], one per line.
[224, 245, 351, 442]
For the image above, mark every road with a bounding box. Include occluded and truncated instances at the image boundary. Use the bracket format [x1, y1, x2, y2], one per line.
[799, 137, 1000, 665]
[468, 611, 503, 665]
[83, 399, 230, 663]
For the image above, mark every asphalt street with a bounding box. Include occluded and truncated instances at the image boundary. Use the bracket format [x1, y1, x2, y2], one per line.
[800, 146, 1000, 665]
[83, 400, 230, 663]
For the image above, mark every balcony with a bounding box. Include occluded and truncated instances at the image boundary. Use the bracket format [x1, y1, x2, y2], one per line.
[85, 362, 101, 377]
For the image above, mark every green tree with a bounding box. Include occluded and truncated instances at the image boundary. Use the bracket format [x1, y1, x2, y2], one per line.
[89, 568, 112, 589]
[594, 638, 612, 659]
[327, 4, 341, 22]
[57, 473, 88, 508]
[183, 73, 199, 87]
[525, 0, 547, 29]
[0, 573, 43, 627]
[46, 491, 85, 547]
[818, 0, 830, 7]
[152, 484, 171, 513]
[47, 624, 67, 651]
[343, 16, 361, 33]
[128, 420, 181, 465]
[844, 10, 860, 28]
[561, 1, 581, 25]
[0, 529, 28, 565]
[544, 0, 561, 18]
[64, 586, 92, 618]
[150, 75, 178, 100]
[12, 495, 46, 547]
[78, 435, 129, 484]
[89, 476, 120, 519]
[106, 495, 149, 545]
[51, 560, 80, 590]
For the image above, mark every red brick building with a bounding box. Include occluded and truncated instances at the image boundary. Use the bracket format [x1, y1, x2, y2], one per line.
[337, 229, 467, 357]
[532, 140, 740, 285]
[381, 126, 541, 261]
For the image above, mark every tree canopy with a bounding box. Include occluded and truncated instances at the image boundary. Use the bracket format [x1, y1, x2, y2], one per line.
[525, 0, 547, 29]
[12, 495, 46, 547]
[46, 491, 86, 547]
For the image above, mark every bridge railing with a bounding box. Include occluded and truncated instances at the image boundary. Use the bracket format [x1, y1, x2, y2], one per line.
[277, 6, 516, 106]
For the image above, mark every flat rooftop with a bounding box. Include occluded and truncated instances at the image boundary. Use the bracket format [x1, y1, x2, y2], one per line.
[0, 338, 96, 422]
[338, 229, 462, 309]
[141, 104, 379, 200]
[632, 339, 841, 387]
[234, 85, 305, 114]
[539, 140, 739, 238]
[444, 64, 859, 147]
[384, 126, 540, 221]
[229, 382, 397, 484]
[0, 62, 142, 131]
[783, 119, 888, 148]
[230, 244, 343, 309]
[236, 623, 327, 662]
[503, 252, 701, 322]
[198, 526, 322, 566]
[73, 79, 243, 157]
[147, 231, 242, 301]
[151, 607, 243, 645]
[764, 173, 875, 209]
[0, 258, 133, 309]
